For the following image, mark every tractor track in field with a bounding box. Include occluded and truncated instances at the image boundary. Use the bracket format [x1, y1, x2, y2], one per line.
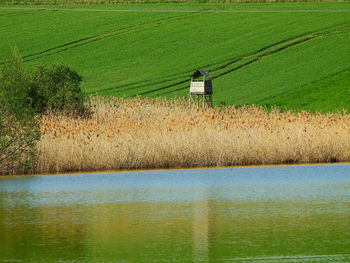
[0, 11, 31, 17]
[137, 23, 348, 96]
[138, 79, 190, 96]
[19, 12, 205, 63]
[88, 76, 187, 96]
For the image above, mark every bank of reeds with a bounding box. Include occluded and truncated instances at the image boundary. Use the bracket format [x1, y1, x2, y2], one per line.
[33, 96, 350, 174]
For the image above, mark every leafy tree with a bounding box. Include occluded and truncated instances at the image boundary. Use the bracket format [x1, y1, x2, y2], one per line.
[0, 49, 40, 174]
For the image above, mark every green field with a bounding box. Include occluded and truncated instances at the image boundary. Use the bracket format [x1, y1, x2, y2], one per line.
[1, 2, 350, 111]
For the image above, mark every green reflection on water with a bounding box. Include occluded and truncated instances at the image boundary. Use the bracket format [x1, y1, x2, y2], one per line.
[0, 197, 349, 262]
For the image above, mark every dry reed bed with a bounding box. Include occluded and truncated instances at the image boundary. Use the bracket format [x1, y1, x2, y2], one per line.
[37, 96, 350, 174]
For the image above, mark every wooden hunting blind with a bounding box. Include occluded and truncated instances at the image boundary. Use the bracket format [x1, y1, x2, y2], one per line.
[189, 69, 213, 108]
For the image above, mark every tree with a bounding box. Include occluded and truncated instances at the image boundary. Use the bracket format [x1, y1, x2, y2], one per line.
[0, 49, 40, 175]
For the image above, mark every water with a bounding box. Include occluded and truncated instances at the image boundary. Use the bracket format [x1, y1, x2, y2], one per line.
[0, 164, 349, 262]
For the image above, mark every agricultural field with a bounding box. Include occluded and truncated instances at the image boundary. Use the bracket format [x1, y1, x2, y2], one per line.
[1, 2, 350, 111]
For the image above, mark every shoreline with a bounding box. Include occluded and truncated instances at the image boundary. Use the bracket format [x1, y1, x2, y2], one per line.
[1, 161, 350, 178]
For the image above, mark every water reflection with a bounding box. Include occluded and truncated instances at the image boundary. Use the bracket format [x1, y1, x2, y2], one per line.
[192, 192, 210, 263]
[0, 165, 350, 262]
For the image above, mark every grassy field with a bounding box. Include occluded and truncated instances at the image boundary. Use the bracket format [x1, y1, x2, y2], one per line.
[1, 2, 350, 111]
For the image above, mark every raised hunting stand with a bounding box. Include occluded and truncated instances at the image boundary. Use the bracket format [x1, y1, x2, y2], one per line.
[189, 70, 213, 109]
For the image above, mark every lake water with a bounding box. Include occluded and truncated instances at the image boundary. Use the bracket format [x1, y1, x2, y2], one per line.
[0, 164, 349, 262]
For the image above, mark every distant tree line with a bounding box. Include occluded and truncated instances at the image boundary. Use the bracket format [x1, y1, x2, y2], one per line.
[0, 49, 86, 174]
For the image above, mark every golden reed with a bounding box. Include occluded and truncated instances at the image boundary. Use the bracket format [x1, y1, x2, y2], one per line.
[35, 96, 350, 174]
